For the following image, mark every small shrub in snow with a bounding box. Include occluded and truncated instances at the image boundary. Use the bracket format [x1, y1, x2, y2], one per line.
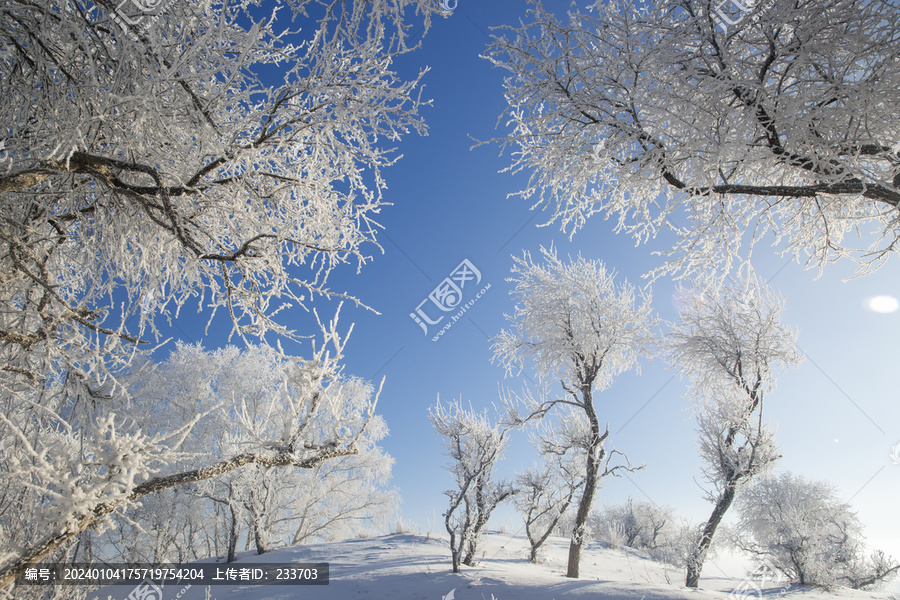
[736, 472, 900, 589]
[593, 499, 671, 550]
[592, 498, 695, 566]
[599, 521, 628, 550]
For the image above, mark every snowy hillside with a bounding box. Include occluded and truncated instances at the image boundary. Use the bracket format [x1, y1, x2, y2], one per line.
[92, 533, 899, 600]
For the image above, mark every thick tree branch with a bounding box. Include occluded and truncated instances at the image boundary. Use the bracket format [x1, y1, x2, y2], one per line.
[0, 444, 357, 589]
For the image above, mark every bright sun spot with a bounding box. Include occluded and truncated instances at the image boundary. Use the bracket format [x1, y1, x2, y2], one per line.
[867, 295, 899, 313]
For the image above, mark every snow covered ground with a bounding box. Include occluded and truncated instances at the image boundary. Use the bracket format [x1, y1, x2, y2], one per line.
[90, 532, 899, 600]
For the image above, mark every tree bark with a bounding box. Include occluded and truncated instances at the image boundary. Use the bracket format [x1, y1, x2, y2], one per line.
[253, 517, 269, 555]
[685, 481, 738, 588]
[462, 483, 513, 567]
[226, 501, 239, 564]
[566, 386, 601, 579]
[462, 481, 488, 567]
[566, 453, 598, 578]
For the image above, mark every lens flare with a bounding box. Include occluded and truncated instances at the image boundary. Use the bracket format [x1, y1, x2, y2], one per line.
[867, 295, 899, 313]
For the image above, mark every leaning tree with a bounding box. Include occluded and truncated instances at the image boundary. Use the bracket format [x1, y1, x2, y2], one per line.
[493, 246, 655, 578]
[667, 270, 801, 587]
[485, 0, 900, 278]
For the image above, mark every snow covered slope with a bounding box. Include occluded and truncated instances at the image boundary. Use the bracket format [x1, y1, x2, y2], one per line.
[91, 532, 898, 600]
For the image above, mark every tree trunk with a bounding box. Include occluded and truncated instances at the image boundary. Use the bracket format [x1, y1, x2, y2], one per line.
[254, 518, 270, 555]
[567, 387, 601, 579]
[685, 481, 738, 588]
[226, 502, 239, 564]
[445, 498, 465, 574]
[566, 457, 597, 578]
[462, 537, 478, 567]
[462, 481, 487, 567]
[463, 480, 514, 566]
[449, 527, 462, 573]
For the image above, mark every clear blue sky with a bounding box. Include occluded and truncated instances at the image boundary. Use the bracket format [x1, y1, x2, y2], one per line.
[167, 0, 900, 562]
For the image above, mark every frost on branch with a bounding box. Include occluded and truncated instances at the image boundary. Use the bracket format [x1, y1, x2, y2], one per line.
[0, 308, 382, 588]
[0, 0, 437, 587]
[0, 0, 441, 413]
[484, 0, 900, 278]
[667, 269, 802, 587]
[492, 246, 656, 390]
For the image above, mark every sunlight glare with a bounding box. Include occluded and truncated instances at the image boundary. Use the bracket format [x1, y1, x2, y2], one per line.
[867, 295, 899, 313]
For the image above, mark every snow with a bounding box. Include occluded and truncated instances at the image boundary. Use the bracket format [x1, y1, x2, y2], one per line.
[90, 532, 899, 600]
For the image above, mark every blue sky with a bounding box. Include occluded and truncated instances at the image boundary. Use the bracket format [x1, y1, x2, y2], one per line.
[167, 0, 900, 561]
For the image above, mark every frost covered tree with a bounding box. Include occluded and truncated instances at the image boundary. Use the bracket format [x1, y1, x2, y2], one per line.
[735, 472, 900, 589]
[514, 446, 583, 563]
[0, 0, 439, 393]
[98, 485, 208, 564]
[144, 340, 397, 559]
[592, 498, 695, 567]
[431, 398, 515, 573]
[118, 333, 396, 562]
[485, 0, 900, 278]
[185, 449, 395, 562]
[493, 247, 655, 578]
[667, 271, 801, 587]
[0, 0, 436, 588]
[0, 309, 386, 587]
[594, 498, 673, 551]
[280, 450, 397, 546]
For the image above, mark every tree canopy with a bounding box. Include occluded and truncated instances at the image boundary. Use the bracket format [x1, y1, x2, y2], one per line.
[485, 0, 900, 278]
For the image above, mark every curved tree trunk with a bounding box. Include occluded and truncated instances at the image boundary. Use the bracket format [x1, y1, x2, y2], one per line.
[566, 450, 599, 578]
[685, 481, 738, 587]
